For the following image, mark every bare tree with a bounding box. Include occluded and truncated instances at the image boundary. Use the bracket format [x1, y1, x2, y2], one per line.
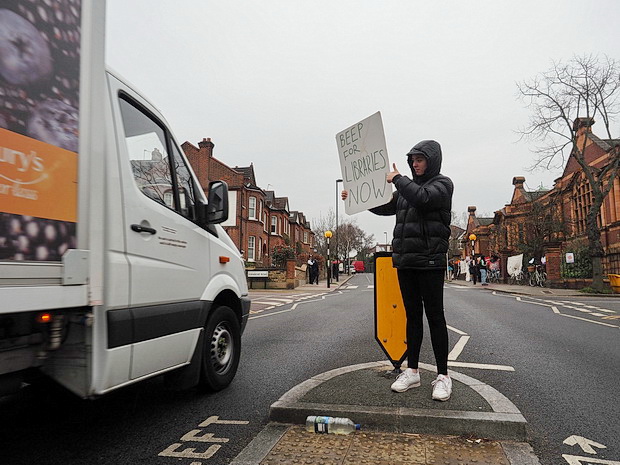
[517, 54, 620, 291]
[311, 209, 336, 257]
[516, 193, 566, 262]
[337, 221, 375, 264]
[311, 211, 374, 266]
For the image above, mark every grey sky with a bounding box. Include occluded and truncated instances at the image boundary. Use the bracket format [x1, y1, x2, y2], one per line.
[106, 1, 620, 247]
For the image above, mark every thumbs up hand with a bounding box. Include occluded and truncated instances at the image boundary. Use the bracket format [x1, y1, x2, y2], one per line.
[386, 163, 400, 183]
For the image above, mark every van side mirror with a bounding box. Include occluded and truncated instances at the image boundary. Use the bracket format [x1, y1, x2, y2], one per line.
[205, 181, 229, 224]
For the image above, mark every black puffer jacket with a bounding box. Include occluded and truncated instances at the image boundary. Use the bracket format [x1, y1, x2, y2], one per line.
[371, 140, 453, 270]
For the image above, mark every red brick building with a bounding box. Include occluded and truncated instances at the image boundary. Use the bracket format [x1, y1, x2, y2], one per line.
[289, 211, 314, 256]
[183, 138, 314, 265]
[463, 119, 620, 286]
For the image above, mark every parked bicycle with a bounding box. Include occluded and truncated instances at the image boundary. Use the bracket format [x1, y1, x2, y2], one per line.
[528, 264, 547, 287]
[509, 270, 526, 285]
[487, 268, 501, 284]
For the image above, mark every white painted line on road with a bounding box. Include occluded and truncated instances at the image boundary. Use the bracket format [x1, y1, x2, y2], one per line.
[448, 335, 470, 361]
[248, 292, 340, 320]
[558, 301, 615, 313]
[563, 305, 593, 312]
[367, 285, 374, 289]
[563, 435, 607, 454]
[447, 361, 515, 371]
[447, 325, 468, 335]
[562, 455, 620, 465]
[250, 308, 294, 319]
[261, 298, 294, 303]
[512, 298, 563, 314]
[519, 297, 618, 327]
[559, 313, 619, 328]
[253, 301, 285, 306]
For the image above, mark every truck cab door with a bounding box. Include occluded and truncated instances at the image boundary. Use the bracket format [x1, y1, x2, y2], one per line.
[109, 76, 211, 379]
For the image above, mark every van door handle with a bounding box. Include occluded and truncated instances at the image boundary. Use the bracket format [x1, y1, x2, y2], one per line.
[131, 224, 157, 235]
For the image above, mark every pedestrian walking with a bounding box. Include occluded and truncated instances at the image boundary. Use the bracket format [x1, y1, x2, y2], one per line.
[342, 140, 454, 401]
[478, 255, 488, 286]
[469, 258, 478, 285]
[311, 257, 319, 284]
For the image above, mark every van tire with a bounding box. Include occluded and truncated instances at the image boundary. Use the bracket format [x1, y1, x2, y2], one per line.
[199, 305, 241, 391]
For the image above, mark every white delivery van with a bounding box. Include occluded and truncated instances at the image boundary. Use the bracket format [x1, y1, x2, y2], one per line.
[0, 0, 249, 398]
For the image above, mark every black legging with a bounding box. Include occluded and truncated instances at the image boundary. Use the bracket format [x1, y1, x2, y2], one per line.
[397, 268, 449, 375]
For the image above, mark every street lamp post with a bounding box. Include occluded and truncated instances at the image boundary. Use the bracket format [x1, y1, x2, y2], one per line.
[468, 234, 477, 257]
[384, 231, 388, 252]
[335, 178, 343, 281]
[324, 230, 333, 288]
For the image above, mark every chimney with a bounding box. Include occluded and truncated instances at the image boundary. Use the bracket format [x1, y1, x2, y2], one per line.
[198, 137, 215, 157]
[573, 117, 594, 137]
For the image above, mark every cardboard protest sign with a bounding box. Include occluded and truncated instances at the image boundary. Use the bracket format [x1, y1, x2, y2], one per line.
[336, 112, 392, 215]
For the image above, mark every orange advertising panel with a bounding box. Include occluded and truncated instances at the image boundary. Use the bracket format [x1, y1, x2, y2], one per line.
[0, 1, 81, 261]
[0, 129, 77, 222]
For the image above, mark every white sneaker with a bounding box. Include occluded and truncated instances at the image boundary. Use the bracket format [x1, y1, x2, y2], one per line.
[391, 368, 421, 392]
[431, 374, 452, 401]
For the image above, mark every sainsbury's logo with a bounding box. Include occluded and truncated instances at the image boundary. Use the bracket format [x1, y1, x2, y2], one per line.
[0, 146, 44, 174]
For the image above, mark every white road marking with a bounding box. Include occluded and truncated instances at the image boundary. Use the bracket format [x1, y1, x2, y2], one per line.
[497, 295, 618, 327]
[559, 313, 619, 328]
[448, 335, 470, 361]
[559, 301, 615, 313]
[447, 361, 515, 371]
[367, 285, 374, 289]
[260, 298, 294, 303]
[447, 325, 468, 336]
[562, 455, 620, 465]
[563, 435, 607, 454]
[159, 443, 220, 460]
[248, 292, 339, 320]
[199, 416, 249, 427]
[181, 430, 229, 443]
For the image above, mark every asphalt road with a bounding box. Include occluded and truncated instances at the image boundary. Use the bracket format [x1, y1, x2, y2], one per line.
[1, 274, 618, 465]
[440, 283, 620, 465]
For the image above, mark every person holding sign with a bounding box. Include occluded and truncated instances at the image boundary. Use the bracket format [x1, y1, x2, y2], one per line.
[342, 140, 454, 401]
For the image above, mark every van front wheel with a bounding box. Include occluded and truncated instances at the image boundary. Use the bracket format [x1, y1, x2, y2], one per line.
[199, 305, 241, 391]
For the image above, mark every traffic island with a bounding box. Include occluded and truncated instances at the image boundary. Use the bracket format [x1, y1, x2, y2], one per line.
[269, 361, 527, 441]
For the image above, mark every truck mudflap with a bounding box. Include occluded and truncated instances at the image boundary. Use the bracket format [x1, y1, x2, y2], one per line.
[240, 295, 251, 334]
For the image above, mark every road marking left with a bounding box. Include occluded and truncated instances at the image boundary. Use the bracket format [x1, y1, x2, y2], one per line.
[563, 435, 606, 454]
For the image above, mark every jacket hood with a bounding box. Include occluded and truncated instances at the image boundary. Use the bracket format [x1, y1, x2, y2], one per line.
[406, 140, 442, 183]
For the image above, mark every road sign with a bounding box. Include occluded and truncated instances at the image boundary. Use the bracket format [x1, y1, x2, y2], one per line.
[374, 252, 407, 369]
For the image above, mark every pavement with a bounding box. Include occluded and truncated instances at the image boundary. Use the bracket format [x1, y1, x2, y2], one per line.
[234, 275, 617, 464]
[254, 273, 620, 297]
[446, 277, 620, 297]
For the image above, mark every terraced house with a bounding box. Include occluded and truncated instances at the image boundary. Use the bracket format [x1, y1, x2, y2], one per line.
[183, 138, 314, 265]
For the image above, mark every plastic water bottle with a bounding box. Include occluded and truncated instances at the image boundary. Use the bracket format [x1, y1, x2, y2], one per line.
[305, 415, 361, 435]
